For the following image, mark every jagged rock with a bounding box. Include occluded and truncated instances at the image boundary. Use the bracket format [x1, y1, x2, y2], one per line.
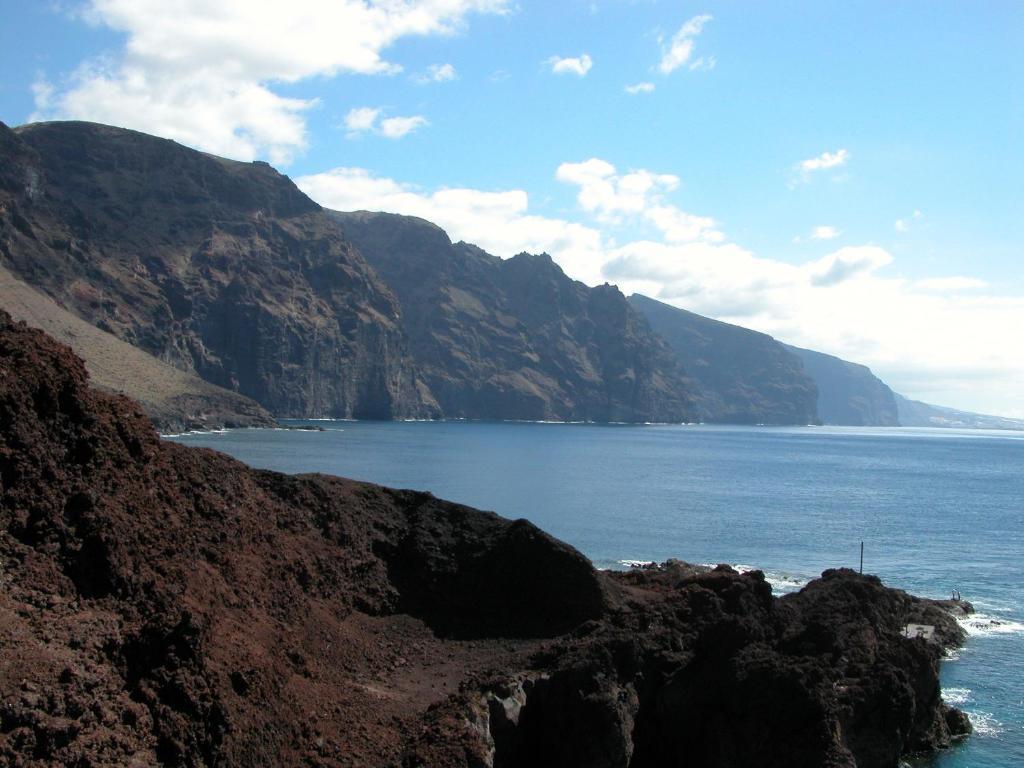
[332, 211, 696, 423]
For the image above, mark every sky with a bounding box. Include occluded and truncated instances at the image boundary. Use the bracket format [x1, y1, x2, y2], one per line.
[1, 1, 1022, 416]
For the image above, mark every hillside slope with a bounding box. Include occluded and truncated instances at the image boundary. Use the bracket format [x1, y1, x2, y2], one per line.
[332, 211, 696, 423]
[895, 393, 1024, 431]
[784, 344, 900, 426]
[0, 120, 434, 419]
[0, 263, 272, 431]
[628, 294, 819, 424]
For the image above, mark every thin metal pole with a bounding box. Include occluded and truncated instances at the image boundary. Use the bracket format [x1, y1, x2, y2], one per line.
[860, 541, 864, 574]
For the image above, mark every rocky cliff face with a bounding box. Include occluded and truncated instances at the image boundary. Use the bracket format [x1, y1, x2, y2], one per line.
[0, 312, 969, 766]
[0, 120, 434, 419]
[0, 262, 274, 432]
[785, 344, 900, 426]
[332, 211, 696, 423]
[629, 294, 820, 425]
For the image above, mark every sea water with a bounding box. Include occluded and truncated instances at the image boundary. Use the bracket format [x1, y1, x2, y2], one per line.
[170, 422, 1024, 766]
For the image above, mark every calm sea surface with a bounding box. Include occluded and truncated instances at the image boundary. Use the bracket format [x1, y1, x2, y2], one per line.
[170, 422, 1024, 766]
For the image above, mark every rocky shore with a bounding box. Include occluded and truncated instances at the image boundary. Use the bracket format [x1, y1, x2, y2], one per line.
[0, 312, 970, 766]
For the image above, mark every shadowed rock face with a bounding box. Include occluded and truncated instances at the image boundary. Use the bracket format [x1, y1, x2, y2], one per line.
[628, 294, 820, 425]
[784, 343, 900, 426]
[332, 211, 696, 423]
[0, 120, 435, 419]
[0, 313, 969, 767]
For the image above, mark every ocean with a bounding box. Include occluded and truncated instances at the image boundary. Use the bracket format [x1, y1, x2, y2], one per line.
[169, 422, 1024, 766]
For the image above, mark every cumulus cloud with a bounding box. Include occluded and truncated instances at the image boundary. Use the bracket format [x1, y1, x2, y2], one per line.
[914, 276, 987, 292]
[625, 82, 655, 94]
[344, 107, 427, 139]
[808, 246, 893, 287]
[895, 209, 924, 232]
[556, 158, 722, 242]
[414, 63, 457, 83]
[32, 0, 507, 162]
[658, 14, 713, 74]
[548, 54, 593, 76]
[791, 149, 850, 187]
[807, 225, 841, 241]
[299, 159, 1024, 415]
[799, 149, 849, 172]
[344, 106, 382, 135]
[379, 115, 428, 138]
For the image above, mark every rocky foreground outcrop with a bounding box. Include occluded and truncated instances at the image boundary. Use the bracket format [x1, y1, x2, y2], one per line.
[0, 313, 969, 766]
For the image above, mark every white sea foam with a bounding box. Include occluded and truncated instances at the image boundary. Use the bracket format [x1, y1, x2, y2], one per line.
[726, 564, 811, 595]
[957, 613, 1024, 638]
[617, 559, 656, 569]
[966, 711, 1004, 738]
[943, 646, 965, 661]
[942, 687, 972, 706]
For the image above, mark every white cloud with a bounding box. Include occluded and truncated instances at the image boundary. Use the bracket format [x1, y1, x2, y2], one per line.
[688, 56, 716, 72]
[808, 225, 841, 241]
[548, 54, 593, 76]
[895, 209, 924, 232]
[556, 158, 722, 242]
[790, 149, 850, 188]
[915, 276, 987, 292]
[300, 159, 1024, 416]
[625, 82, 655, 94]
[414, 63, 457, 83]
[808, 245, 893, 286]
[296, 167, 608, 285]
[33, 0, 508, 163]
[658, 14, 713, 74]
[344, 106, 382, 135]
[799, 149, 849, 172]
[344, 107, 427, 139]
[379, 115, 428, 139]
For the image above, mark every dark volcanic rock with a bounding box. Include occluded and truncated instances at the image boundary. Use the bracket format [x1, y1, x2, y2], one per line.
[332, 211, 696, 423]
[0, 314, 969, 766]
[0, 120, 435, 419]
[785, 343, 900, 426]
[629, 293, 820, 425]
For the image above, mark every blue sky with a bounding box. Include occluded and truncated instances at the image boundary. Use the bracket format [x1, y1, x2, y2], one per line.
[1, 1, 1022, 415]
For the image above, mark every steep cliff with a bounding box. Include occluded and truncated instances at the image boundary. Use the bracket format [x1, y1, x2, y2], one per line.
[332, 211, 696, 423]
[0, 312, 970, 766]
[0, 120, 434, 419]
[784, 344, 900, 426]
[0, 263, 273, 432]
[628, 294, 820, 424]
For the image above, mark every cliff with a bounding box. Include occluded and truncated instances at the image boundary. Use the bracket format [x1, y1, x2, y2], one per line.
[0, 120, 435, 420]
[628, 294, 820, 424]
[784, 344, 900, 426]
[0, 263, 273, 432]
[0, 312, 970, 766]
[332, 211, 696, 423]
